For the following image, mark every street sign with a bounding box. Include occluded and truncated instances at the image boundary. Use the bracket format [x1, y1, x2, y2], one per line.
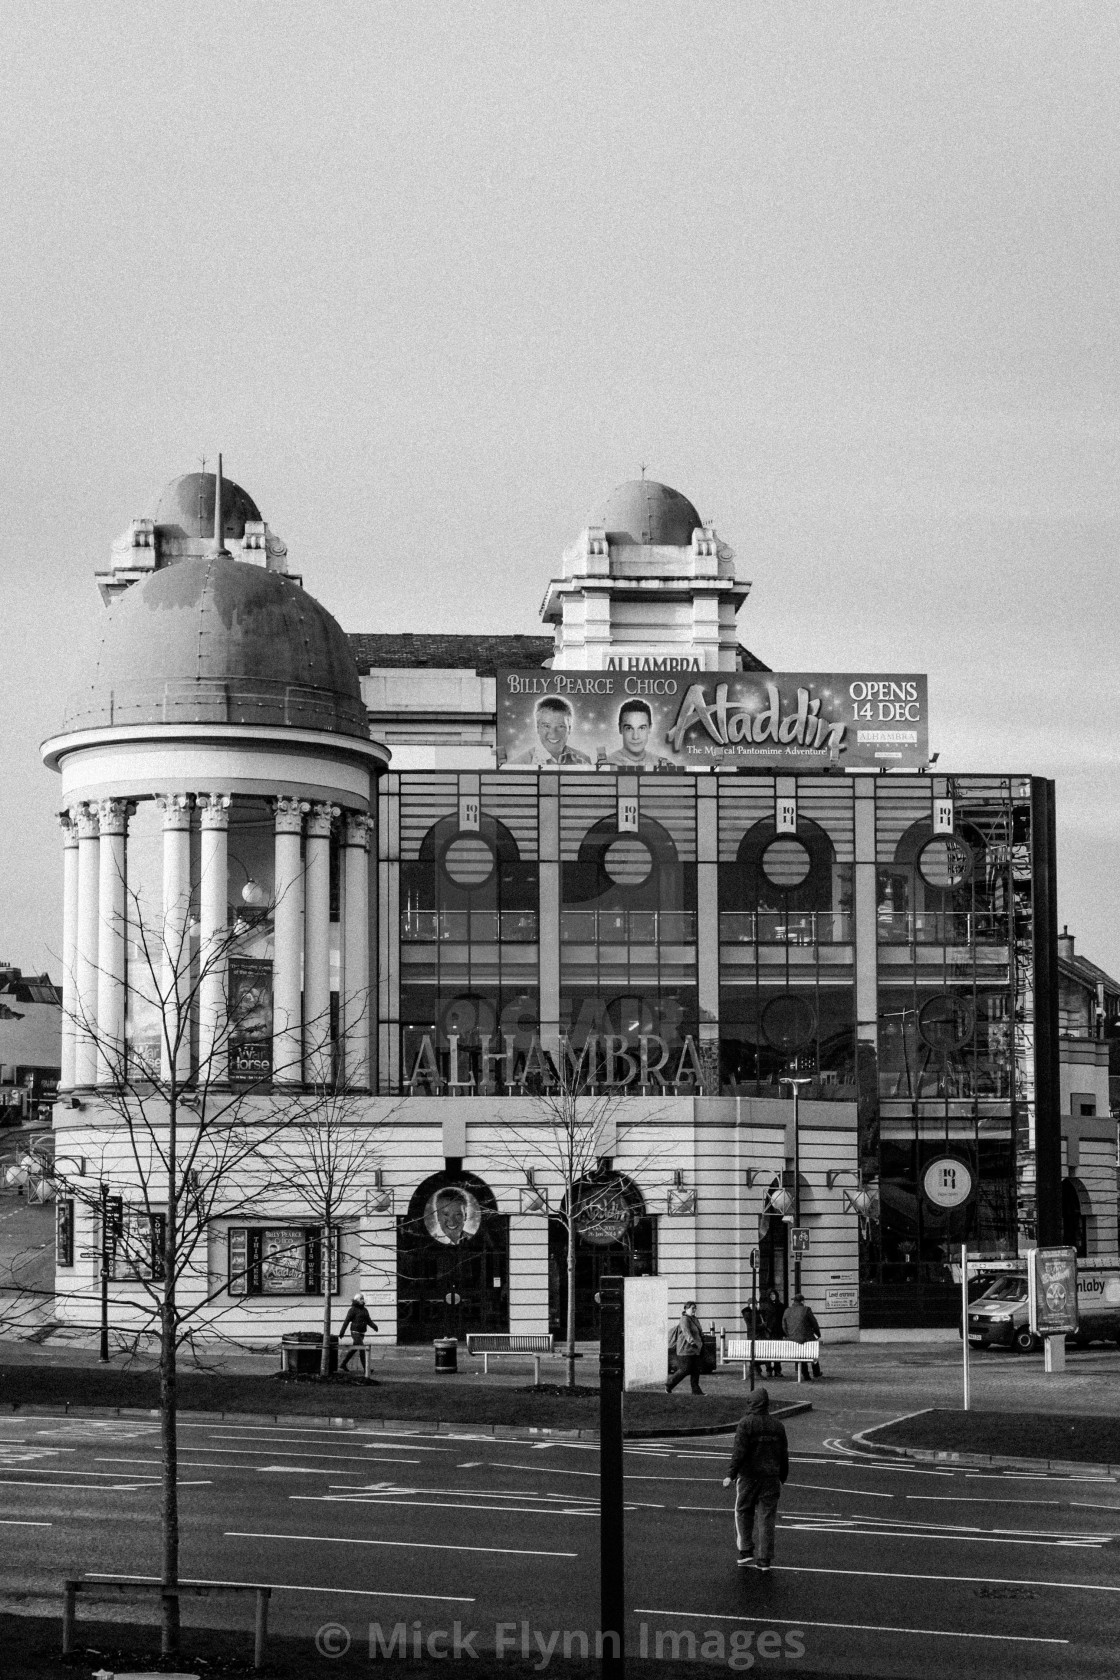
[791, 1227, 810, 1255]
[77, 1249, 101, 1258]
[749, 1247, 760, 1270]
[922, 1156, 974, 1209]
[1028, 1246, 1079, 1337]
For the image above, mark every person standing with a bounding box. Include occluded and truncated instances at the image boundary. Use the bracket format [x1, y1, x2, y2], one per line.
[760, 1286, 785, 1379]
[781, 1293, 821, 1381]
[338, 1293, 377, 1372]
[666, 1300, 705, 1394]
[722, 1387, 789, 1570]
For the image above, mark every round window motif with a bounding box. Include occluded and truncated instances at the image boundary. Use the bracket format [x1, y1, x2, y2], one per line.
[761, 993, 817, 1052]
[443, 835, 495, 887]
[440, 995, 497, 1045]
[918, 994, 975, 1050]
[918, 836, 972, 890]
[761, 837, 812, 890]
[603, 836, 652, 887]
[423, 1185, 483, 1247]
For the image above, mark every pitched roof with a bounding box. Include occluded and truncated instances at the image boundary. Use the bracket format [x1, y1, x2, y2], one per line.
[348, 633, 770, 676]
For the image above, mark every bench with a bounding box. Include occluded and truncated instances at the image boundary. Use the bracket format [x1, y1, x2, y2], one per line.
[720, 1335, 821, 1381]
[62, 1577, 271, 1669]
[466, 1333, 555, 1383]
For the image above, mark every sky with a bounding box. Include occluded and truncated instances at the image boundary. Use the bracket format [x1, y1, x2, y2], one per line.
[1, 2, 1118, 976]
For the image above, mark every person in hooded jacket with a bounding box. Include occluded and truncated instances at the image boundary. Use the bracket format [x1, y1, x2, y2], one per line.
[665, 1300, 705, 1394]
[759, 1287, 785, 1378]
[338, 1293, 377, 1372]
[721, 1387, 789, 1570]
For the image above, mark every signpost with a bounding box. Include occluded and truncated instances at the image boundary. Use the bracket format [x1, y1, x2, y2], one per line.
[748, 1246, 759, 1392]
[598, 1273, 625, 1676]
[1028, 1246, 1078, 1374]
[960, 1243, 970, 1410]
[790, 1227, 810, 1255]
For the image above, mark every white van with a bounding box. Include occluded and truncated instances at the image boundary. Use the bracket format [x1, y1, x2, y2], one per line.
[965, 1256, 1120, 1352]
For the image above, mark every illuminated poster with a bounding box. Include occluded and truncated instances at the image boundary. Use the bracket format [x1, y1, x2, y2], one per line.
[228, 958, 273, 1081]
[497, 670, 928, 771]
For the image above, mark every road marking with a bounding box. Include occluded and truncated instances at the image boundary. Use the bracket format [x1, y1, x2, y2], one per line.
[1071, 1502, 1120, 1513]
[289, 1495, 596, 1517]
[86, 1572, 475, 1603]
[96, 1450, 421, 1467]
[226, 1530, 577, 1558]
[746, 1563, 1120, 1593]
[0, 1478, 146, 1491]
[791, 1481, 893, 1499]
[0, 1519, 51, 1527]
[907, 1494, 1065, 1507]
[634, 1608, 1067, 1646]
[780, 1524, 1101, 1549]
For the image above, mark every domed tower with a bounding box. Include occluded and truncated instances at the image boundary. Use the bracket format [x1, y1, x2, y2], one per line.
[43, 466, 388, 1097]
[543, 477, 751, 671]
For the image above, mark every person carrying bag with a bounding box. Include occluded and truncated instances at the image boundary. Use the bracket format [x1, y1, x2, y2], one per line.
[666, 1300, 705, 1395]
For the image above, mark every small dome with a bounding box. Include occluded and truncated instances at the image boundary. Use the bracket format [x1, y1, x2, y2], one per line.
[589, 480, 702, 547]
[151, 472, 261, 541]
[62, 555, 367, 739]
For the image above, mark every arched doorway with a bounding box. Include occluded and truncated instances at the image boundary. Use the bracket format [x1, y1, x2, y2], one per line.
[549, 1172, 657, 1341]
[1062, 1177, 1089, 1257]
[396, 1170, 509, 1343]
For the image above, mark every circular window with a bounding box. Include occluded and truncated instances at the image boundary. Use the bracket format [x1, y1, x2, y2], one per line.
[918, 836, 972, 890]
[440, 995, 497, 1044]
[918, 994, 975, 1050]
[761, 993, 817, 1051]
[603, 836, 652, 886]
[761, 837, 812, 890]
[443, 835, 495, 887]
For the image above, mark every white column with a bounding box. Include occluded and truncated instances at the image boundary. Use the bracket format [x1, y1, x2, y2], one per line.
[341, 812, 372, 1090]
[303, 803, 335, 1086]
[197, 794, 231, 1081]
[73, 803, 100, 1089]
[95, 799, 130, 1087]
[157, 794, 193, 1085]
[272, 796, 306, 1084]
[59, 813, 79, 1090]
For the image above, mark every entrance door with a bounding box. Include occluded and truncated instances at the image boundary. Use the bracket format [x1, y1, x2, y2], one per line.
[396, 1171, 510, 1343]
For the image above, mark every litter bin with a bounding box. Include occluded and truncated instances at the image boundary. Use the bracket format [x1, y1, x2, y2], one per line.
[433, 1338, 458, 1374]
[281, 1332, 339, 1375]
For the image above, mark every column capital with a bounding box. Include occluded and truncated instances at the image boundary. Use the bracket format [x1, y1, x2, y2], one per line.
[59, 810, 78, 848]
[73, 803, 100, 841]
[343, 812, 374, 849]
[155, 793, 193, 830]
[307, 802, 339, 839]
[274, 795, 308, 834]
[95, 798, 131, 837]
[197, 793, 232, 830]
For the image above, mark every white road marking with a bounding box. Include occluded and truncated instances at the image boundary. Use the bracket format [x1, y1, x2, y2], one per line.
[791, 1481, 893, 1499]
[0, 1519, 51, 1527]
[86, 1571, 475, 1603]
[907, 1494, 1065, 1507]
[289, 1495, 596, 1517]
[226, 1529, 577, 1558]
[0, 1478, 146, 1491]
[95, 1450, 421, 1467]
[752, 1562, 1120, 1593]
[634, 1607, 1067, 1646]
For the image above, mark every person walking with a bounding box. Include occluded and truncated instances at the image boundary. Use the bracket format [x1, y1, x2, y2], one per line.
[666, 1300, 705, 1394]
[781, 1293, 821, 1381]
[760, 1287, 785, 1379]
[338, 1293, 377, 1373]
[722, 1386, 789, 1570]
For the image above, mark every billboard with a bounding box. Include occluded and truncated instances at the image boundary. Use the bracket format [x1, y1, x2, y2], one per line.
[497, 670, 928, 771]
[1027, 1246, 1079, 1337]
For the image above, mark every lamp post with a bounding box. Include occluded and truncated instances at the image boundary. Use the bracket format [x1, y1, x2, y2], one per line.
[781, 1075, 812, 1297]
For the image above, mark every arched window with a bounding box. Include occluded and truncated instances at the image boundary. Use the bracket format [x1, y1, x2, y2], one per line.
[401, 813, 538, 944]
[879, 818, 1001, 946]
[719, 816, 845, 945]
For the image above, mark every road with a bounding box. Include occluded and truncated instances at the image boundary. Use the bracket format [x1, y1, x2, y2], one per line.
[1, 1408, 1117, 1677]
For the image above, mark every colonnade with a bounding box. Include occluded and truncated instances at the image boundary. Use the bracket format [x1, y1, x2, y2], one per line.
[59, 794, 373, 1092]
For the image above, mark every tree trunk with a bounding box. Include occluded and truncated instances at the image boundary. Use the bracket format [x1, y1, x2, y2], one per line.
[160, 1281, 180, 1652]
[321, 1221, 333, 1376]
[566, 1206, 577, 1389]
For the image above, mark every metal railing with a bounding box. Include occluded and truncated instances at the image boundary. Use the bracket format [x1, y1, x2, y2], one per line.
[400, 909, 539, 944]
[718, 910, 852, 947]
[876, 911, 1009, 948]
[559, 909, 697, 945]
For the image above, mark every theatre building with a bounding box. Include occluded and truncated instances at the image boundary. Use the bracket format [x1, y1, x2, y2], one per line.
[43, 471, 1065, 1343]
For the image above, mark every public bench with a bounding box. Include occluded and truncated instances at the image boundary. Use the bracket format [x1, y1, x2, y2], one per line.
[62, 1577, 271, 1669]
[719, 1334, 821, 1381]
[465, 1332, 555, 1383]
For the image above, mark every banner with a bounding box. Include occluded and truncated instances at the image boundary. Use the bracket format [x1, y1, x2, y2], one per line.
[1027, 1246, 1079, 1337]
[497, 670, 928, 770]
[228, 958, 273, 1081]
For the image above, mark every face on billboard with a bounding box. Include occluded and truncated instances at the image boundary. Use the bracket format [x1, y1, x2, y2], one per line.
[536, 700, 573, 756]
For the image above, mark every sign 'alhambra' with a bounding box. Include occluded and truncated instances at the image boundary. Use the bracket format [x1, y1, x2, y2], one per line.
[406, 1033, 707, 1094]
[497, 671, 929, 770]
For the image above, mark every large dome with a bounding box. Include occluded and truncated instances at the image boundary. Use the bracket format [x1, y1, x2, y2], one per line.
[62, 555, 368, 739]
[151, 471, 262, 541]
[588, 479, 703, 547]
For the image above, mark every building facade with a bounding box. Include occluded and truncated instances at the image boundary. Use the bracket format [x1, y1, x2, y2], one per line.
[42, 470, 1066, 1343]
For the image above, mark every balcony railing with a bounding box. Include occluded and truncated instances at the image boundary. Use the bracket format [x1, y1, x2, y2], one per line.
[877, 911, 1009, 948]
[719, 911, 852, 947]
[560, 909, 697, 945]
[400, 910, 539, 944]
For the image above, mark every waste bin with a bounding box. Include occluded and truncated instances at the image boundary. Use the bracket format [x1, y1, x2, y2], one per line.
[281, 1332, 339, 1375]
[433, 1337, 458, 1373]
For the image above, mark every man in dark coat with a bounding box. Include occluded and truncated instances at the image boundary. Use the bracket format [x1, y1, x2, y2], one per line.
[722, 1387, 789, 1570]
[760, 1287, 785, 1378]
[781, 1294, 822, 1381]
[665, 1300, 705, 1394]
[338, 1293, 377, 1372]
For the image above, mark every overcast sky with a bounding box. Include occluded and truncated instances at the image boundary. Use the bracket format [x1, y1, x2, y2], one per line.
[1, 3, 1117, 975]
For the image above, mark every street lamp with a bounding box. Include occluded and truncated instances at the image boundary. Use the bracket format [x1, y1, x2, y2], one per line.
[781, 1074, 812, 1296]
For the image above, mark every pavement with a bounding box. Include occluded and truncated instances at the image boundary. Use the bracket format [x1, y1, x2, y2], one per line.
[1, 1402, 1118, 1678]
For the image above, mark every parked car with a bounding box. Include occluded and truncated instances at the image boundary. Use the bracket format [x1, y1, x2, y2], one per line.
[965, 1261, 1120, 1352]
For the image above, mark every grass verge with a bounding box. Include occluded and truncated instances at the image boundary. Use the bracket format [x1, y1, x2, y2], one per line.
[864, 1407, 1120, 1465]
